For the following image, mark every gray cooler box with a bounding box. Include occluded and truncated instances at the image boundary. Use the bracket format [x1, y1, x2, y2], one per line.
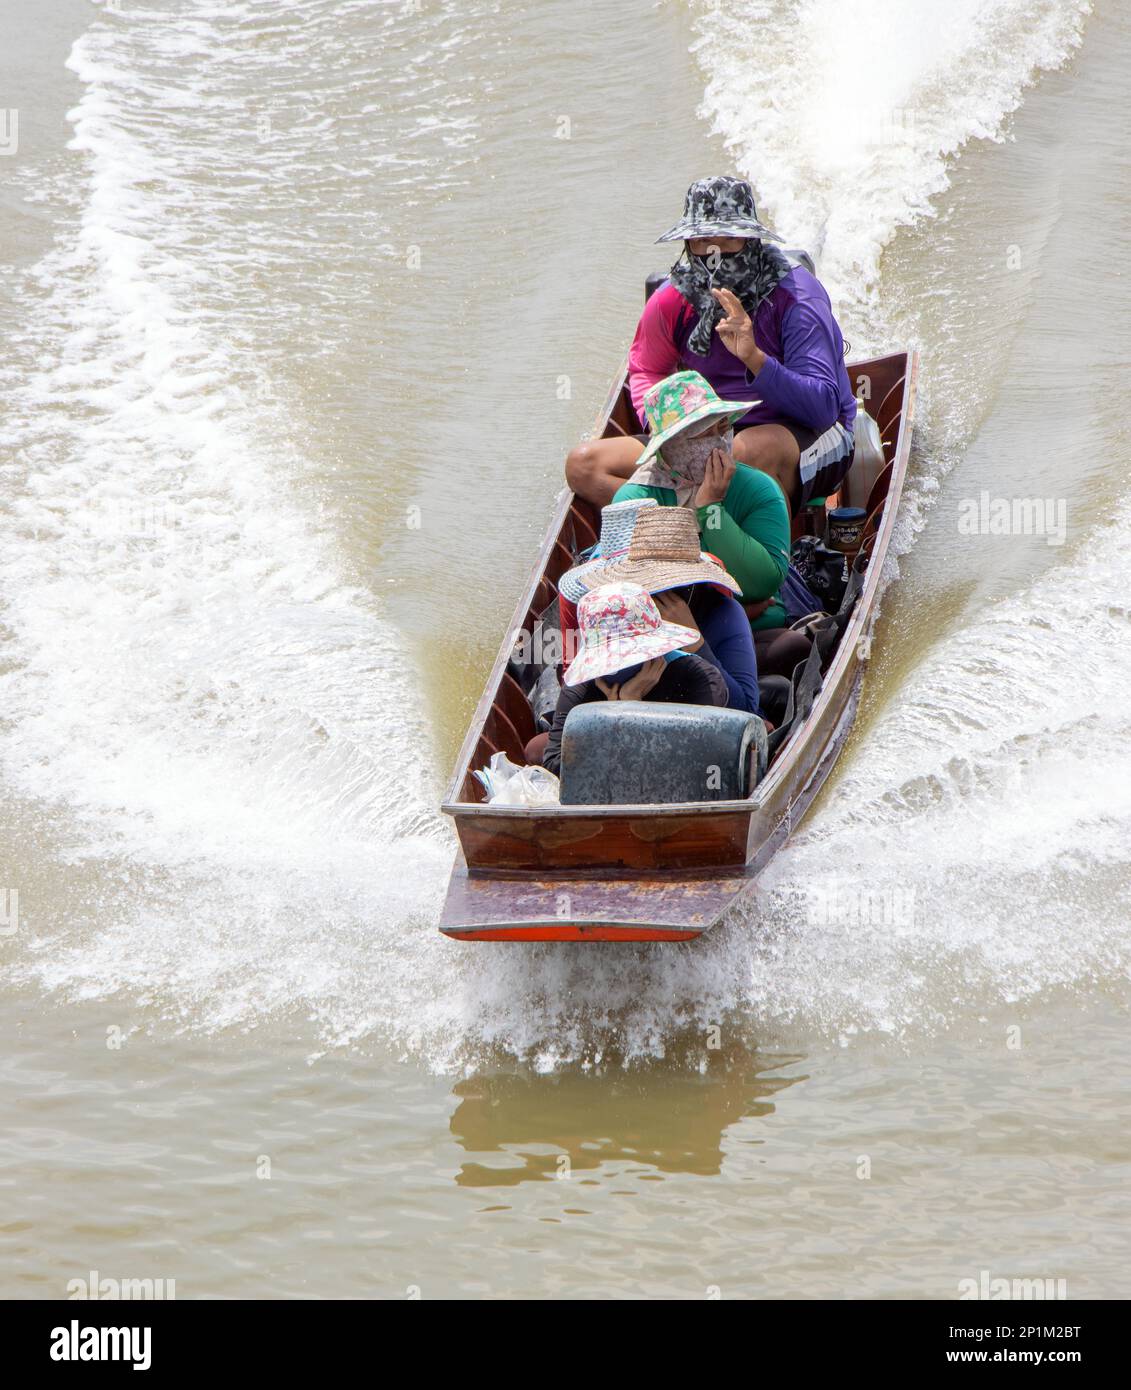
[559, 702, 767, 806]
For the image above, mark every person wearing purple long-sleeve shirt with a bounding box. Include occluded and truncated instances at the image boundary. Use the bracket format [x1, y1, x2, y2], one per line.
[566, 175, 856, 514]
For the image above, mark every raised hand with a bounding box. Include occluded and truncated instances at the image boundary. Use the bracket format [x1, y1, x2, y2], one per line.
[711, 287, 764, 371]
[654, 592, 703, 650]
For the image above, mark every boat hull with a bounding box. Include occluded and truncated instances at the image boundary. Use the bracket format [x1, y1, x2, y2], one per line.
[439, 348, 918, 941]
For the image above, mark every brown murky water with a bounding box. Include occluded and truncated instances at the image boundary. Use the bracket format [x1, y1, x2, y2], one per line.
[1, 0, 1129, 1299]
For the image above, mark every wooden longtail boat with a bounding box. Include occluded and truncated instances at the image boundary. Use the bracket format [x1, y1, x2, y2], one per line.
[440, 305, 918, 942]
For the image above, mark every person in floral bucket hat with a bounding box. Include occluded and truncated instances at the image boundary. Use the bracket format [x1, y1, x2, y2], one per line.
[611, 367, 793, 635]
[564, 174, 856, 517]
[553, 497, 761, 718]
[607, 366, 812, 684]
[529, 581, 728, 777]
[627, 369, 752, 505]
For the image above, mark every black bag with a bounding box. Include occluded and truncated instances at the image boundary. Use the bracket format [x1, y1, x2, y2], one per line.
[791, 536, 849, 613]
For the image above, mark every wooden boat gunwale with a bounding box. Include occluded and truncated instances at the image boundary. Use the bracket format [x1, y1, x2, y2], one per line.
[440, 369, 625, 816]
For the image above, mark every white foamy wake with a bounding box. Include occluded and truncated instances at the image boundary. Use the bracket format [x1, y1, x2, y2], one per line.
[746, 501, 1131, 1037]
[689, 0, 1092, 341]
[0, 5, 453, 1034]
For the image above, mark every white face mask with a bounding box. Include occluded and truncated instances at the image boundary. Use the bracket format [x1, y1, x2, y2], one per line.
[629, 421, 735, 507]
[660, 425, 734, 489]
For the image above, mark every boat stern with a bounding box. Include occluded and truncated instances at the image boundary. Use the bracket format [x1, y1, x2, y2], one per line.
[439, 867, 756, 942]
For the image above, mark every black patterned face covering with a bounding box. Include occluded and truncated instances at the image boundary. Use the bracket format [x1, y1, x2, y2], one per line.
[667, 237, 792, 356]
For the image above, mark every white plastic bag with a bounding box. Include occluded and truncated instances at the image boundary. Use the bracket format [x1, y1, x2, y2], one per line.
[474, 752, 561, 807]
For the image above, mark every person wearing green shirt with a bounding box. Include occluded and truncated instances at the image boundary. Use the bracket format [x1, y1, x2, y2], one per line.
[614, 453, 790, 629]
[611, 370, 792, 630]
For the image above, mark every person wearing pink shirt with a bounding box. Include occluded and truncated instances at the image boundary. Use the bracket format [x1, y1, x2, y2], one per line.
[565, 175, 856, 515]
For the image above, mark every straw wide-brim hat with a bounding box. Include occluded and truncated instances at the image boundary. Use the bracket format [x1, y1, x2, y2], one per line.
[633, 369, 754, 472]
[563, 580, 699, 687]
[558, 498, 658, 603]
[586, 506, 742, 598]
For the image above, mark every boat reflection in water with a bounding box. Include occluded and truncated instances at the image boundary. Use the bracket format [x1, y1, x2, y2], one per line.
[448, 1043, 807, 1187]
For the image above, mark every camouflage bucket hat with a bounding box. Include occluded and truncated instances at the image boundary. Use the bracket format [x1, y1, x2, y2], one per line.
[634, 370, 752, 470]
[657, 174, 782, 244]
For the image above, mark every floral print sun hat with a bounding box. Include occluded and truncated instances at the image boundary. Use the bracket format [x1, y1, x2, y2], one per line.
[632, 370, 753, 472]
[562, 581, 699, 687]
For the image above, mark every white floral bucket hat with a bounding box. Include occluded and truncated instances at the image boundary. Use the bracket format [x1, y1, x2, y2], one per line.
[563, 581, 698, 687]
